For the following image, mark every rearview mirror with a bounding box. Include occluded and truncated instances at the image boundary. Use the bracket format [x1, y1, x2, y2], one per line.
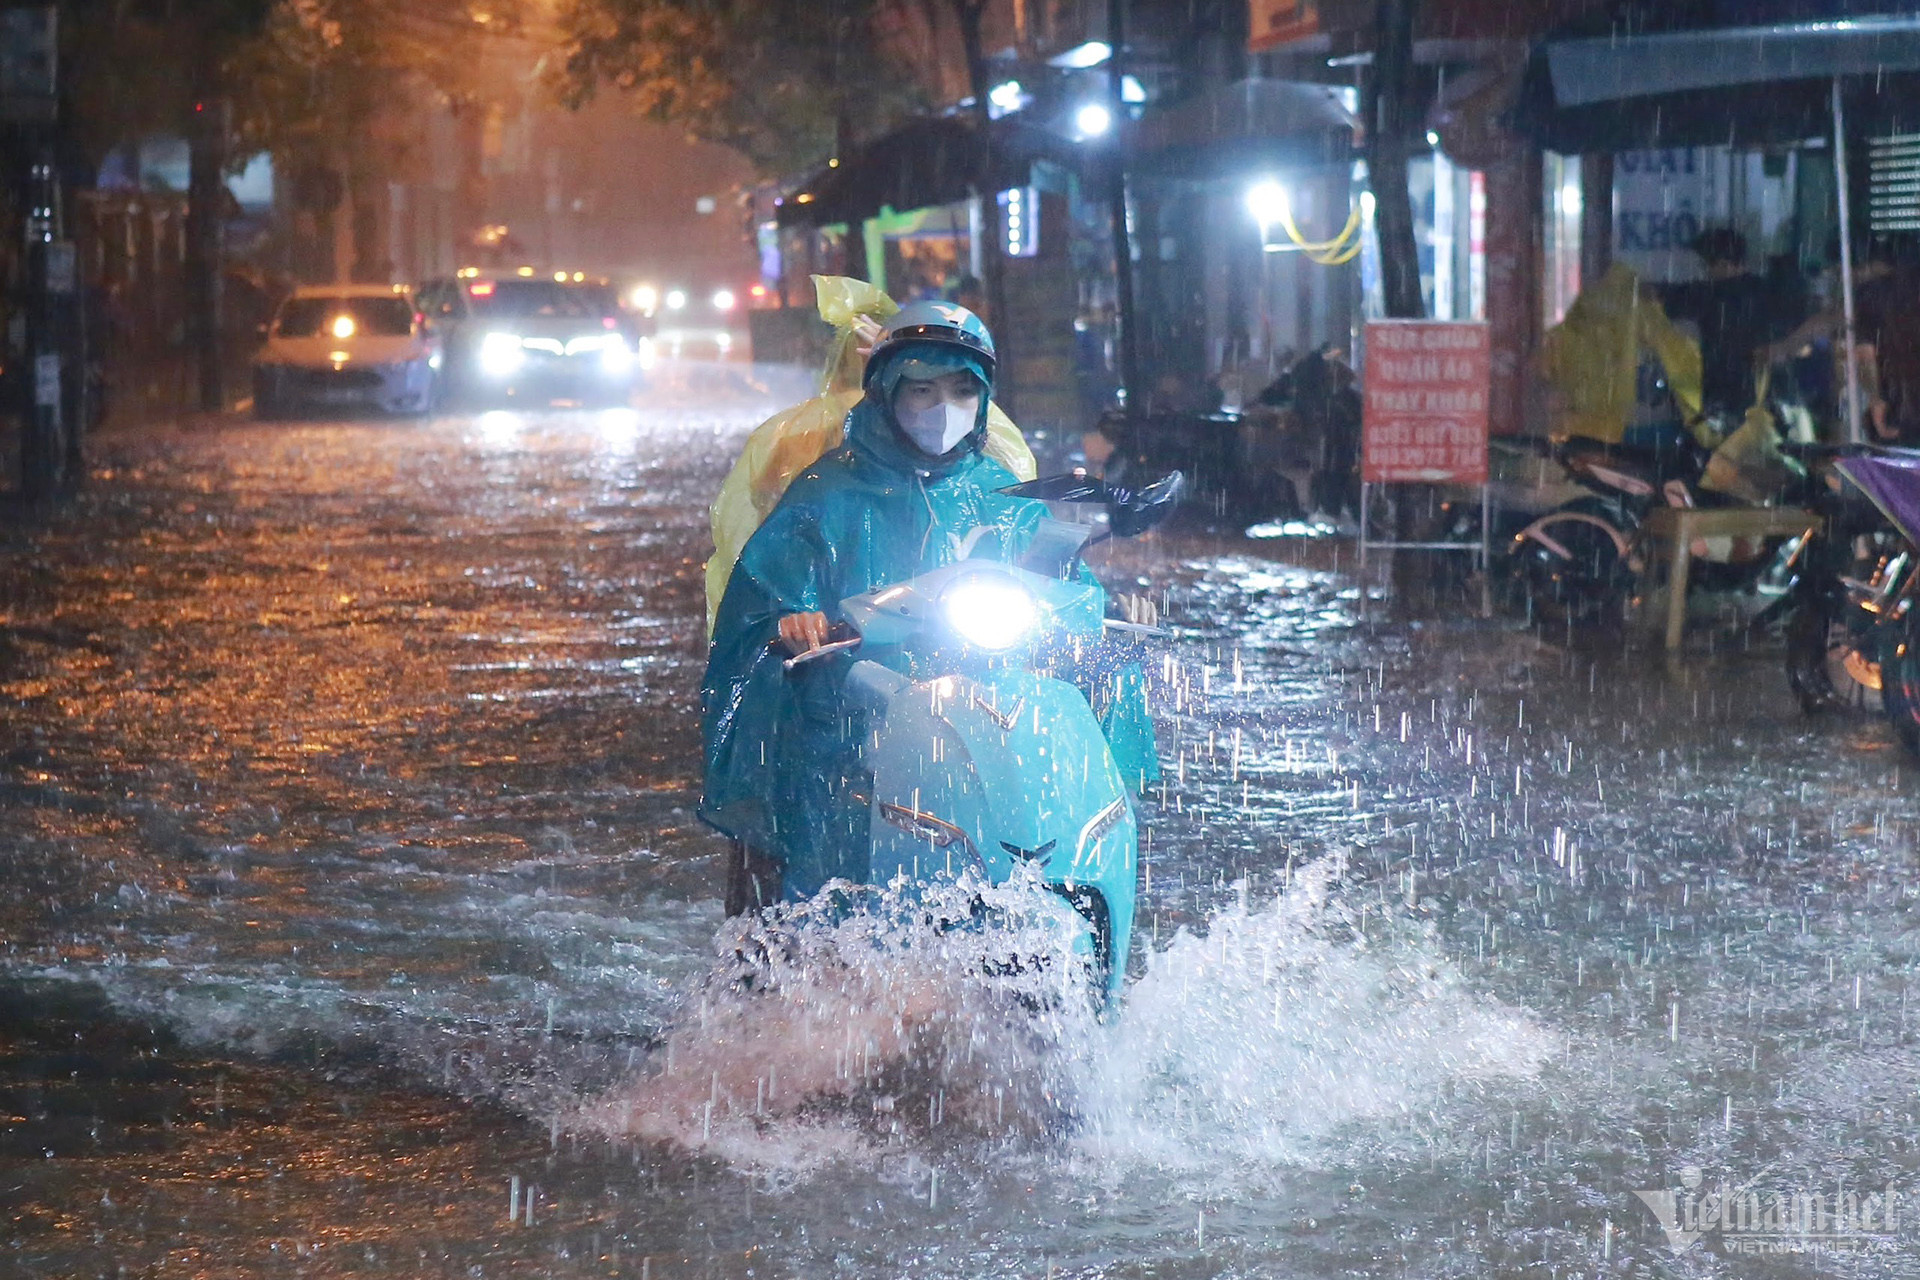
[998, 470, 1184, 538]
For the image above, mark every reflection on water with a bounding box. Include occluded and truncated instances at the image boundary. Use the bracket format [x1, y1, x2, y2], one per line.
[4, 359, 1920, 1275]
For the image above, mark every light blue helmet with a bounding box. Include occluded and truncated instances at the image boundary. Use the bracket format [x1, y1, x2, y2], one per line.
[865, 300, 996, 387]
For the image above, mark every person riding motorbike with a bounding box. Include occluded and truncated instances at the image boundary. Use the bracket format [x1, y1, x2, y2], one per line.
[699, 301, 1157, 916]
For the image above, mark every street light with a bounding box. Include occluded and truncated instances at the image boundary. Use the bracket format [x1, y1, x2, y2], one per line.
[1049, 40, 1111, 69]
[1075, 102, 1113, 139]
[1245, 179, 1289, 229]
[1244, 181, 1290, 369]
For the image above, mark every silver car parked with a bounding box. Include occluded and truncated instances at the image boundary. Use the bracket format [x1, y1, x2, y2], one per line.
[252, 286, 442, 419]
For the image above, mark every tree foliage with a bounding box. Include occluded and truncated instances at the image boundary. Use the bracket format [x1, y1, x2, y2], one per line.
[553, 0, 927, 175]
[58, 0, 520, 174]
[229, 0, 518, 166]
[59, 0, 275, 166]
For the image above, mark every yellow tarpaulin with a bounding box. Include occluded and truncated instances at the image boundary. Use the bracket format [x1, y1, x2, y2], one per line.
[704, 276, 1037, 634]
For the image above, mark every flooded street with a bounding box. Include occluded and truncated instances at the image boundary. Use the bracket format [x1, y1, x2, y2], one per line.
[6, 359, 1920, 1277]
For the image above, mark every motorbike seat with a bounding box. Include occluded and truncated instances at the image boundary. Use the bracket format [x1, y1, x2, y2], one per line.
[1559, 437, 1704, 495]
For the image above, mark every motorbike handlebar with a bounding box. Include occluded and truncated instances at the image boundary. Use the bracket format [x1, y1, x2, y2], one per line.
[1779, 441, 1882, 462]
[781, 636, 863, 673]
[1103, 617, 1171, 639]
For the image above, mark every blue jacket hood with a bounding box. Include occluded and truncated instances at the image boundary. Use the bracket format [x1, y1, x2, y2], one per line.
[853, 342, 992, 475]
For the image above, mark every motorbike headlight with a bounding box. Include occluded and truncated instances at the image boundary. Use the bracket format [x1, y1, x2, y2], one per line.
[479, 331, 524, 376]
[940, 575, 1039, 651]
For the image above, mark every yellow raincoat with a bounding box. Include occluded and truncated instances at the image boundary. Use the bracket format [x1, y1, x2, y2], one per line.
[704, 276, 1036, 634]
[1537, 263, 1704, 445]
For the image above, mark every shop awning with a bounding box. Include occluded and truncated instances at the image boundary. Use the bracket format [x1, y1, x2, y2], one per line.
[1520, 14, 1920, 150]
[1128, 79, 1356, 179]
[775, 116, 1080, 230]
[777, 81, 1357, 227]
[1550, 15, 1920, 104]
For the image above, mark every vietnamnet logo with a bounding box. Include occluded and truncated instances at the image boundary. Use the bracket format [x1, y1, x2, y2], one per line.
[1633, 1167, 1902, 1256]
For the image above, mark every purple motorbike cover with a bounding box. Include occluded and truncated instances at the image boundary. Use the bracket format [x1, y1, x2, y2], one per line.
[1837, 453, 1920, 545]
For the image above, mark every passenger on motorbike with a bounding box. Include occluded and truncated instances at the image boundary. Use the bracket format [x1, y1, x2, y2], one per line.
[699, 302, 1155, 915]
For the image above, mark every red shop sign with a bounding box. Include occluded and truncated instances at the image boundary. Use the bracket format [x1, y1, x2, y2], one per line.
[1361, 320, 1490, 484]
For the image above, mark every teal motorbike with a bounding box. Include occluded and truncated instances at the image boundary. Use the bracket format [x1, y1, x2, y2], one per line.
[781, 473, 1181, 1005]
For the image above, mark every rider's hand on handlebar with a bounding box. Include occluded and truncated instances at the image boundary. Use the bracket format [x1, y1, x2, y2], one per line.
[1116, 593, 1159, 627]
[778, 611, 832, 654]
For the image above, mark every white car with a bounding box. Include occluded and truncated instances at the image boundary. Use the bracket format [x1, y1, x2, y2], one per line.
[252, 286, 442, 418]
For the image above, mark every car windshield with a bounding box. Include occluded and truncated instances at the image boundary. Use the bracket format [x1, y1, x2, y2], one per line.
[472, 281, 608, 320]
[277, 296, 414, 338]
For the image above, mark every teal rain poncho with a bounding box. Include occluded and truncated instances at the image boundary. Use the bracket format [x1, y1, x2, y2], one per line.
[699, 343, 1157, 901]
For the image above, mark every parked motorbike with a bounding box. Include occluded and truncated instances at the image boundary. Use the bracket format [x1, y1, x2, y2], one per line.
[1780, 445, 1911, 716]
[1508, 414, 1811, 628]
[1507, 434, 1708, 622]
[781, 472, 1183, 1006]
[1791, 450, 1920, 753]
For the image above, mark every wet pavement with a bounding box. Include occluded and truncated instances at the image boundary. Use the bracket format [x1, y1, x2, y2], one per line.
[4, 358, 1920, 1277]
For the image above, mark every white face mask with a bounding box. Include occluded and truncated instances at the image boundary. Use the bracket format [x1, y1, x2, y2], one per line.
[896, 399, 978, 457]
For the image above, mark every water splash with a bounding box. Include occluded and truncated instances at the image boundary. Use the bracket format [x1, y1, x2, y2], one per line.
[1082, 852, 1556, 1178]
[580, 855, 1555, 1182]
[576, 870, 1102, 1174]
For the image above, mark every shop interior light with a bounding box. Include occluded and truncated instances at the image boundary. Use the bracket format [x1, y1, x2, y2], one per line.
[1121, 74, 1146, 104]
[988, 80, 1025, 116]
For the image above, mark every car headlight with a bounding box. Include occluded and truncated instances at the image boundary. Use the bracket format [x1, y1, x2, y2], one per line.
[479, 331, 524, 376]
[599, 334, 632, 372]
[940, 574, 1039, 651]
